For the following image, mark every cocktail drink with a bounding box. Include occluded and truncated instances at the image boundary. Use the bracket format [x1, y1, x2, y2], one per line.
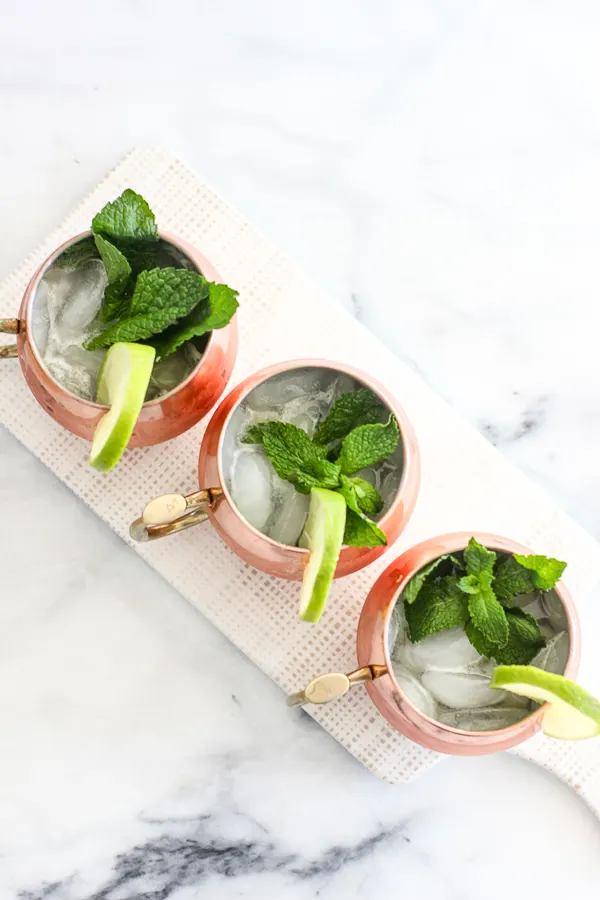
[222, 366, 403, 548]
[388, 542, 571, 732]
[32, 239, 211, 405]
[3, 189, 239, 468]
[131, 359, 421, 592]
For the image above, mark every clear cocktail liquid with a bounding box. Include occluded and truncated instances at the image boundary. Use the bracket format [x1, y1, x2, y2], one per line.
[222, 367, 404, 547]
[31, 241, 205, 403]
[388, 580, 570, 732]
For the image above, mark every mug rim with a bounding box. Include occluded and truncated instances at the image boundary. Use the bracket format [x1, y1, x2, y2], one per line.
[23, 229, 221, 411]
[214, 358, 417, 557]
[373, 531, 580, 741]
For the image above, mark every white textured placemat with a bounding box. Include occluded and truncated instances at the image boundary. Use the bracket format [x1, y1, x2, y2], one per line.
[1, 147, 599, 805]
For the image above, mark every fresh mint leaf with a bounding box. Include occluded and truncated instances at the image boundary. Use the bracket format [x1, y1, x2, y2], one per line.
[458, 574, 481, 594]
[150, 282, 239, 360]
[467, 587, 509, 647]
[343, 509, 387, 548]
[403, 555, 462, 605]
[494, 556, 536, 605]
[406, 576, 469, 642]
[466, 609, 545, 665]
[463, 538, 496, 580]
[346, 476, 383, 515]
[513, 553, 567, 591]
[313, 389, 385, 445]
[242, 421, 340, 494]
[336, 415, 399, 475]
[94, 234, 132, 321]
[84, 268, 207, 349]
[92, 189, 158, 244]
[336, 475, 386, 547]
[54, 237, 99, 269]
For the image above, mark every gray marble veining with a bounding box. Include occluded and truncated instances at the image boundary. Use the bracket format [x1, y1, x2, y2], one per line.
[1, 1, 600, 898]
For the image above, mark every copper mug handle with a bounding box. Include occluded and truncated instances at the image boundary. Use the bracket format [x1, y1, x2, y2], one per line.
[0, 318, 19, 359]
[130, 487, 223, 542]
[287, 665, 388, 707]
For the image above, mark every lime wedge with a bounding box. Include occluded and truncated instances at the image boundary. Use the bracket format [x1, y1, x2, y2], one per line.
[90, 342, 156, 472]
[491, 665, 600, 740]
[297, 488, 347, 623]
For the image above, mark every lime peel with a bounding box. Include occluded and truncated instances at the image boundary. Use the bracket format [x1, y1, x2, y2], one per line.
[491, 665, 600, 740]
[90, 342, 155, 472]
[298, 488, 347, 623]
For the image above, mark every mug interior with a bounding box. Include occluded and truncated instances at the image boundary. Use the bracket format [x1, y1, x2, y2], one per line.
[382, 546, 574, 739]
[26, 232, 217, 410]
[216, 362, 407, 553]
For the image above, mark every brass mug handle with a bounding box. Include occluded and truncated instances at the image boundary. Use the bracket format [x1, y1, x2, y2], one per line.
[0, 318, 19, 359]
[287, 664, 388, 707]
[130, 487, 223, 542]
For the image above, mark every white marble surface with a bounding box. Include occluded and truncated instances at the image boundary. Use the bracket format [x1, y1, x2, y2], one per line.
[1, 1, 600, 897]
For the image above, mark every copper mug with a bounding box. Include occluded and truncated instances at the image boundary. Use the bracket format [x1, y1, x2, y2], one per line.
[0, 231, 238, 446]
[290, 532, 581, 755]
[130, 359, 421, 580]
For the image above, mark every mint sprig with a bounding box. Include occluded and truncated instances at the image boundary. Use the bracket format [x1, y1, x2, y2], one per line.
[150, 282, 239, 360]
[92, 189, 159, 244]
[84, 268, 209, 349]
[314, 389, 385, 445]
[242, 389, 400, 549]
[400, 537, 567, 667]
[94, 234, 132, 320]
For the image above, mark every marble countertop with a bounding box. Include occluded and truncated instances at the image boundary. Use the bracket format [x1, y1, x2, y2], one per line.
[2, 2, 600, 897]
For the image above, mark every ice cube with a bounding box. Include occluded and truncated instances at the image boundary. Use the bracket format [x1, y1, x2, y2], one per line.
[391, 662, 438, 718]
[45, 260, 107, 341]
[247, 368, 333, 411]
[387, 601, 407, 651]
[420, 669, 506, 709]
[541, 591, 569, 633]
[394, 627, 483, 675]
[330, 373, 357, 400]
[530, 631, 569, 675]
[437, 705, 527, 731]
[145, 347, 197, 401]
[267, 475, 310, 546]
[230, 449, 273, 532]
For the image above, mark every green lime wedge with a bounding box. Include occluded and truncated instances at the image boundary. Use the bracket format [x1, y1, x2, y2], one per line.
[297, 488, 347, 623]
[491, 665, 600, 740]
[90, 342, 156, 472]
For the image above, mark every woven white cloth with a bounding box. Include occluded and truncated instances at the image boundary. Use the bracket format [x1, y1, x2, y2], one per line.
[1, 147, 599, 808]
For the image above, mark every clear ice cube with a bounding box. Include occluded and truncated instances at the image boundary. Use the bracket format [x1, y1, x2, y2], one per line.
[267, 475, 310, 546]
[541, 591, 569, 633]
[145, 344, 202, 401]
[230, 449, 273, 532]
[393, 627, 482, 675]
[246, 369, 334, 411]
[387, 602, 407, 651]
[420, 669, 506, 709]
[530, 630, 569, 675]
[437, 705, 527, 731]
[391, 662, 438, 719]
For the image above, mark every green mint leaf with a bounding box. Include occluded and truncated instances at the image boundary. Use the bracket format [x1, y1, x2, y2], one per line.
[92, 189, 158, 244]
[513, 553, 567, 591]
[313, 389, 385, 445]
[406, 576, 469, 642]
[241, 421, 340, 494]
[493, 556, 536, 605]
[336, 415, 399, 475]
[94, 234, 132, 320]
[290, 459, 342, 494]
[84, 268, 207, 350]
[346, 476, 383, 515]
[336, 474, 386, 548]
[343, 509, 387, 547]
[458, 574, 481, 595]
[403, 555, 462, 605]
[463, 538, 497, 580]
[54, 237, 99, 269]
[466, 610, 545, 665]
[467, 586, 509, 647]
[150, 282, 239, 360]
